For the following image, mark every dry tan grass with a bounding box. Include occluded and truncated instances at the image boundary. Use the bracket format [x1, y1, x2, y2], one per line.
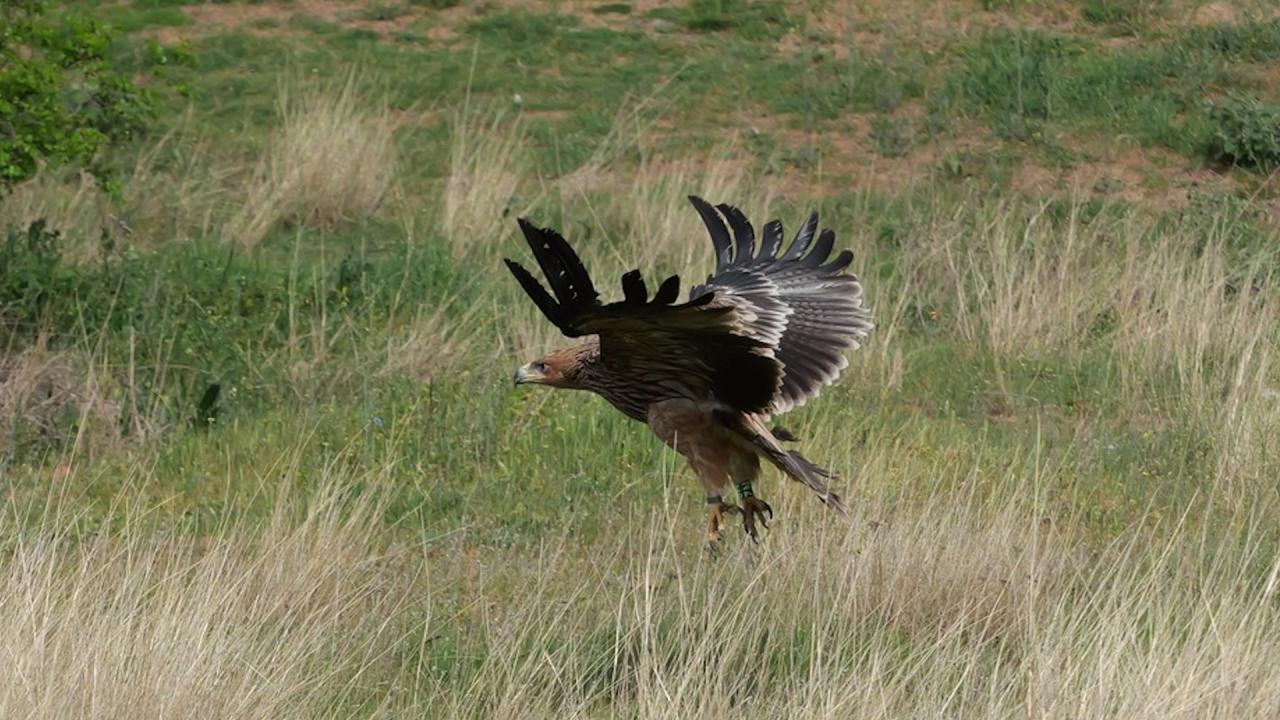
[392, 452, 1280, 718]
[899, 193, 1277, 393]
[227, 72, 400, 249]
[0, 336, 122, 459]
[7, 439, 1279, 718]
[0, 477, 413, 718]
[441, 108, 532, 260]
[562, 147, 768, 274]
[377, 298, 485, 383]
[0, 171, 113, 256]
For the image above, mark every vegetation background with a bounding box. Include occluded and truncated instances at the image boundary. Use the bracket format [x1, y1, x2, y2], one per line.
[2, 0, 1279, 716]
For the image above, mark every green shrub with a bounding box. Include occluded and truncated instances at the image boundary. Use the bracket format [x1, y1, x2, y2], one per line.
[0, 220, 71, 336]
[0, 1, 153, 192]
[1205, 94, 1280, 170]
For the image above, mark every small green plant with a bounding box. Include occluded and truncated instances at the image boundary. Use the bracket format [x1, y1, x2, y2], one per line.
[763, 50, 922, 121]
[1185, 20, 1280, 61]
[678, 0, 791, 39]
[954, 30, 1067, 125]
[359, 3, 409, 22]
[1080, 0, 1146, 33]
[1206, 94, 1280, 170]
[0, 219, 66, 329]
[0, 1, 153, 192]
[870, 115, 913, 157]
[591, 3, 632, 14]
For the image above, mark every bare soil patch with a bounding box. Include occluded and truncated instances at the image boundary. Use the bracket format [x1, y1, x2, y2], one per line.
[1012, 142, 1236, 210]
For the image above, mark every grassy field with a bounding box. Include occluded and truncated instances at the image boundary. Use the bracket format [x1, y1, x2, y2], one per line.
[2, 0, 1280, 716]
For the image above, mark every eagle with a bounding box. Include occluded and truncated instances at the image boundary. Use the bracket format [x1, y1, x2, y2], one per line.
[505, 197, 873, 545]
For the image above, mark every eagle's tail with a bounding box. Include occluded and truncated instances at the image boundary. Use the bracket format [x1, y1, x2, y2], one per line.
[718, 411, 848, 514]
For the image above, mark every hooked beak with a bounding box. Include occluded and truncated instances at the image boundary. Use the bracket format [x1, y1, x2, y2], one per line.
[513, 363, 542, 386]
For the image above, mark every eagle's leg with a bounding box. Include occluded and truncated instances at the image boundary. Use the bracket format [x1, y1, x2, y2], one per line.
[730, 452, 771, 542]
[735, 483, 774, 543]
[646, 400, 740, 549]
[706, 494, 740, 547]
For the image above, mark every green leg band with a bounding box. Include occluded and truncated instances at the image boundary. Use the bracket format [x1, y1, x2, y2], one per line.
[735, 482, 754, 501]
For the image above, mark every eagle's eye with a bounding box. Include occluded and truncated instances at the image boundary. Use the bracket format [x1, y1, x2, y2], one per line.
[533, 361, 547, 373]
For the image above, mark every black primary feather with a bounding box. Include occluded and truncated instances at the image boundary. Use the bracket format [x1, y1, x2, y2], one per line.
[507, 218, 605, 336]
[621, 269, 648, 305]
[517, 218, 598, 308]
[803, 229, 836, 267]
[193, 382, 221, 429]
[822, 249, 854, 273]
[781, 212, 818, 261]
[716, 203, 755, 267]
[689, 195, 733, 268]
[654, 275, 681, 304]
[760, 219, 784, 260]
[504, 258, 569, 330]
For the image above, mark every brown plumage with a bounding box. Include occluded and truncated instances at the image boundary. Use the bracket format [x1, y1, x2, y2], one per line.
[507, 197, 873, 544]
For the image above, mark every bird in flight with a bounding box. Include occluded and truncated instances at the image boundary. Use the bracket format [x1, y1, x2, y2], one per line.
[506, 197, 873, 546]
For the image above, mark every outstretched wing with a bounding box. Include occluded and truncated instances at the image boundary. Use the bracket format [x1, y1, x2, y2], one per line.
[687, 196, 873, 415]
[504, 218, 783, 414]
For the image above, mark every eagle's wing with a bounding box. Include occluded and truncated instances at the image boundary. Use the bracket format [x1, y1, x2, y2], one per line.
[687, 196, 873, 415]
[504, 219, 784, 414]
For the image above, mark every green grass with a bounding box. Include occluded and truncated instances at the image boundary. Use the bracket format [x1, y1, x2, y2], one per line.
[103, 4, 192, 33]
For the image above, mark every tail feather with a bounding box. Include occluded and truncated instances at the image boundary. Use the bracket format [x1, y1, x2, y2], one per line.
[717, 411, 847, 514]
[770, 448, 848, 515]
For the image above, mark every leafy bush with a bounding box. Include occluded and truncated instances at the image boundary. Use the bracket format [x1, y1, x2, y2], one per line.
[0, 1, 153, 192]
[1205, 95, 1280, 170]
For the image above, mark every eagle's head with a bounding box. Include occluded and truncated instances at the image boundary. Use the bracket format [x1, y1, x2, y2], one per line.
[512, 343, 597, 389]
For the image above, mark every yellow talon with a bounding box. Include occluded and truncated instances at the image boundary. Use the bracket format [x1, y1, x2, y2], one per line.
[706, 497, 740, 546]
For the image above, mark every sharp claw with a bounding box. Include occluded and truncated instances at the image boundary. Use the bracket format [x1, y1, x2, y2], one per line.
[738, 497, 772, 542]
